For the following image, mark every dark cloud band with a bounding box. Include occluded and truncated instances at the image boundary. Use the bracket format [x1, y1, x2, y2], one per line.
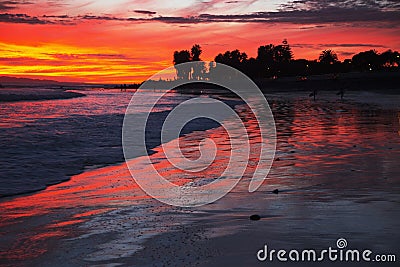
[0, 1, 399, 26]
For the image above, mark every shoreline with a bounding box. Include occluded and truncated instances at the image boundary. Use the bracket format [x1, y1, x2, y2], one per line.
[0, 95, 242, 199]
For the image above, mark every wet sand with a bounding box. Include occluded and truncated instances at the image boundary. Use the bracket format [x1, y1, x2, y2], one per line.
[1, 91, 400, 266]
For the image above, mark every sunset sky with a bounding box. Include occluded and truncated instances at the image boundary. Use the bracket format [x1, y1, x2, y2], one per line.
[0, 0, 399, 83]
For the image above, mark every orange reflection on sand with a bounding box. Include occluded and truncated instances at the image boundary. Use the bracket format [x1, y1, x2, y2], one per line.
[142, 104, 263, 193]
[0, 103, 264, 262]
[285, 109, 359, 185]
[72, 208, 116, 219]
[266, 98, 400, 193]
[0, 163, 147, 262]
[48, 219, 86, 228]
[290, 101, 357, 147]
[0, 230, 66, 261]
[151, 127, 231, 186]
[0, 163, 143, 225]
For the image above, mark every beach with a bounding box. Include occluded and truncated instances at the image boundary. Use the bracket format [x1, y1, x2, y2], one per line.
[1, 0, 399, 264]
[0, 87, 399, 266]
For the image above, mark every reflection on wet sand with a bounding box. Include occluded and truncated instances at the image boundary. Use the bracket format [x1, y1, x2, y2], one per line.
[0, 163, 137, 262]
[0, 108, 261, 263]
[0, 94, 399, 265]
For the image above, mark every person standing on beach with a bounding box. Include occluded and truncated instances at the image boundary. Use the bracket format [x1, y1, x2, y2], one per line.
[337, 88, 345, 99]
[309, 89, 317, 101]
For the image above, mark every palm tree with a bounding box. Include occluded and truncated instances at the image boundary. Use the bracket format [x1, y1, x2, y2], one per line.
[173, 50, 191, 80]
[192, 61, 206, 81]
[190, 44, 205, 80]
[319, 50, 338, 65]
[191, 44, 202, 61]
[173, 50, 191, 65]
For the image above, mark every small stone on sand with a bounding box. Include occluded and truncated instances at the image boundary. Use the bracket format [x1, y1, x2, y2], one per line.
[250, 215, 261, 221]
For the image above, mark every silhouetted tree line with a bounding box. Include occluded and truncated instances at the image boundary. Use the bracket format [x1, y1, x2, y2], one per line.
[114, 83, 142, 91]
[173, 41, 400, 80]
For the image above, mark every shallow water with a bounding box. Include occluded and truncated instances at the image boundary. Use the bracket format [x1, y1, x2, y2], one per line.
[0, 90, 399, 266]
[0, 89, 196, 197]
